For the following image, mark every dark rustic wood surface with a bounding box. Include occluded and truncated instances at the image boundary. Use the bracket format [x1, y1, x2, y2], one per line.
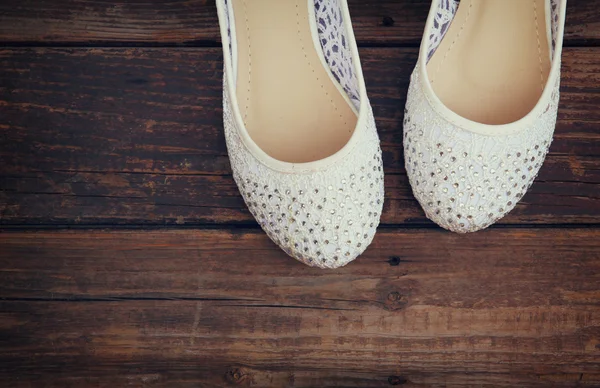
[1, 47, 599, 226]
[0, 1, 599, 387]
[0, 0, 600, 45]
[2, 229, 600, 387]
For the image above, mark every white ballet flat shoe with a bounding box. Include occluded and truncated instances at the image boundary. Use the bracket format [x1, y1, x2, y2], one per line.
[216, 0, 384, 268]
[404, 0, 567, 233]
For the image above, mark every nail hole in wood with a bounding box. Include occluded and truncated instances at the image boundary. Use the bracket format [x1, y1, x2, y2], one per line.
[382, 16, 395, 27]
[388, 256, 401, 266]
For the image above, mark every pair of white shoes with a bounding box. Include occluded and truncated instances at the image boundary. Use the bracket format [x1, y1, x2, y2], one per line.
[216, 0, 568, 269]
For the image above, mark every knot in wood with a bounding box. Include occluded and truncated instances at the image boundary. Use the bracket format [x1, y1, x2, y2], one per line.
[387, 291, 401, 302]
[388, 375, 408, 385]
[226, 368, 249, 384]
[384, 291, 408, 310]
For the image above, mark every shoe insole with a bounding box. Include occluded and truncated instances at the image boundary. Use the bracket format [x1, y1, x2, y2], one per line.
[232, 0, 357, 163]
[427, 0, 551, 125]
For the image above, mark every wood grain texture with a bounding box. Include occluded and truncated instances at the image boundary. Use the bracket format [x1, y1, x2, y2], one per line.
[1, 1, 599, 387]
[1, 228, 599, 387]
[1, 47, 599, 226]
[0, 0, 599, 45]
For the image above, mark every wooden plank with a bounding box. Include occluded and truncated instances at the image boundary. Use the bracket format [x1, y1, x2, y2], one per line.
[0, 0, 599, 46]
[1, 301, 599, 387]
[1, 362, 599, 388]
[1, 228, 599, 386]
[1, 165, 598, 226]
[2, 228, 600, 303]
[1, 47, 599, 226]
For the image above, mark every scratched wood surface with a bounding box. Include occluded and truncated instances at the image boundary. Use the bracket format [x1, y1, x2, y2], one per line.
[2, 229, 600, 387]
[0, 0, 599, 387]
[1, 47, 599, 226]
[0, 0, 599, 45]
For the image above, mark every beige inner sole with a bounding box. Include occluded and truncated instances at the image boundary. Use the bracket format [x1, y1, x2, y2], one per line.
[232, 0, 357, 163]
[427, 0, 551, 125]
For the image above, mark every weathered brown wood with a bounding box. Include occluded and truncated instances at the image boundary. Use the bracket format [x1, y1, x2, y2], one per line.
[1, 47, 599, 226]
[0, 0, 599, 45]
[1, 229, 599, 387]
[1, 165, 599, 226]
[2, 228, 600, 304]
[1, 362, 599, 388]
[1, 1, 599, 387]
[1, 301, 599, 387]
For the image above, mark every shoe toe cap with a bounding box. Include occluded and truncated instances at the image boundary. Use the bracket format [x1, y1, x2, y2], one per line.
[403, 67, 559, 233]
[231, 136, 385, 268]
[241, 169, 385, 268]
[405, 138, 552, 233]
[275, 220, 380, 269]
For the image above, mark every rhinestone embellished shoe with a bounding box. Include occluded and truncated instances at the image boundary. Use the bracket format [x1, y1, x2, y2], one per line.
[404, 0, 567, 233]
[216, 0, 384, 268]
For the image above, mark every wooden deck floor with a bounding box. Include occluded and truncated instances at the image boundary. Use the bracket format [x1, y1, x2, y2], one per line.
[1, 1, 599, 386]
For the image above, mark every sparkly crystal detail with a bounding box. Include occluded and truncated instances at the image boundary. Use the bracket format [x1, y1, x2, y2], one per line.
[404, 67, 560, 233]
[224, 87, 383, 265]
[406, 0, 564, 233]
[218, 0, 382, 267]
[223, 80, 383, 269]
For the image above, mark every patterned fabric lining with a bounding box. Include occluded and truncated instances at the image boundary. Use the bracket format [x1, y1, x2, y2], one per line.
[314, 0, 360, 109]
